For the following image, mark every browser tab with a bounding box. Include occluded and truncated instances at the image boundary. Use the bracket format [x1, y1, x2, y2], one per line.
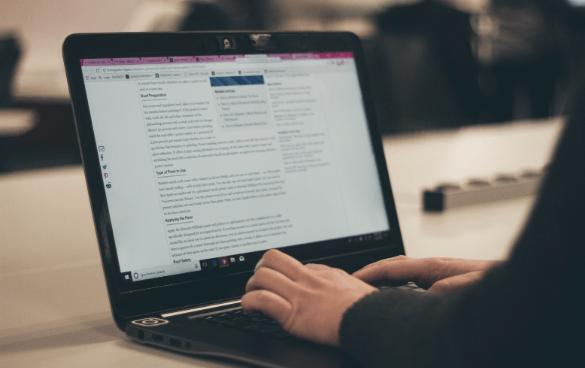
[168, 56, 194, 63]
[113, 58, 141, 65]
[237, 56, 280, 64]
[81, 58, 114, 66]
[141, 57, 170, 64]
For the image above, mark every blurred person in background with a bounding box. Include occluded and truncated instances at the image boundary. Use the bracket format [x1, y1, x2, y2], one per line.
[477, 0, 566, 121]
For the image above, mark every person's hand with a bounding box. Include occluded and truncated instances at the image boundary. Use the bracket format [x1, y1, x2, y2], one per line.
[353, 255, 501, 293]
[241, 249, 377, 347]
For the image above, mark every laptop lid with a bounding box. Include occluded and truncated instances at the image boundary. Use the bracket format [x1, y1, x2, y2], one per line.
[63, 32, 404, 326]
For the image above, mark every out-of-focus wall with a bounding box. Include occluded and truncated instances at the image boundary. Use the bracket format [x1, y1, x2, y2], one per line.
[0, 0, 426, 75]
[0, 0, 424, 99]
[0, 0, 146, 75]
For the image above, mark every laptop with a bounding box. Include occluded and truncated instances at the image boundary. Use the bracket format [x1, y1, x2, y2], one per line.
[63, 32, 406, 368]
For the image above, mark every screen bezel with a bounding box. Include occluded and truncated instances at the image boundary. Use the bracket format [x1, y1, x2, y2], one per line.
[63, 32, 405, 322]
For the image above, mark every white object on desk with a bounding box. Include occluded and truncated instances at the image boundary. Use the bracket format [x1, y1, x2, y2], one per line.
[0, 117, 565, 367]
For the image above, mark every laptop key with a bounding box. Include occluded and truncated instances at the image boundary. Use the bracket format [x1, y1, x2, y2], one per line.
[251, 315, 268, 320]
[229, 319, 252, 327]
[240, 323, 267, 331]
[194, 309, 288, 337]
[205, 317, 222, 324]
[254, 325, 283, 334]
[270, 331, 294, 340]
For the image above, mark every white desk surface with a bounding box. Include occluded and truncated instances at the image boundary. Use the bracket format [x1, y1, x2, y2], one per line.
[0, 118, 564, 367]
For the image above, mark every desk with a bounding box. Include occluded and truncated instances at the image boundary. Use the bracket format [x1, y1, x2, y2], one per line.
[385, 117, 564, 260]
[0, 118, 564, 367]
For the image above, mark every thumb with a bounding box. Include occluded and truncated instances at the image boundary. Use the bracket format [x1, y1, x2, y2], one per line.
[428, 271, 484, 294]
[353, 257, 424, 285]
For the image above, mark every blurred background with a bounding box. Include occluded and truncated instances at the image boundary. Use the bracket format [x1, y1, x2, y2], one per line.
[1, 0, 584, 173]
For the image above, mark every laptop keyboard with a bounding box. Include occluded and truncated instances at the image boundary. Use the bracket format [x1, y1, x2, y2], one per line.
[194, 308, 294, 340]
[192, 282, 425, 340]
[380, 281, 426, 292]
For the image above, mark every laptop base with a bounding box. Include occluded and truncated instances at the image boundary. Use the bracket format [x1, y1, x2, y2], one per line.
[126, 317, 358, 368]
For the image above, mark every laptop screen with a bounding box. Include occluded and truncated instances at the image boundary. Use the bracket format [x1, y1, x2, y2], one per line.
[80, 52, 390, 284]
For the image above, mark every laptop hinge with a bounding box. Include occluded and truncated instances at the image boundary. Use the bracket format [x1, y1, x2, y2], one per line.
[161, 299, 242, 318]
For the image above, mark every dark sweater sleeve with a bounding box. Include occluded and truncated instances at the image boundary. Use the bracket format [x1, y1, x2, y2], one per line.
[340, 78, 585, 368]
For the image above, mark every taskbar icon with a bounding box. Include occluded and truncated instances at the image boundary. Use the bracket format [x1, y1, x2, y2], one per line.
[200, 254, 246, 270]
